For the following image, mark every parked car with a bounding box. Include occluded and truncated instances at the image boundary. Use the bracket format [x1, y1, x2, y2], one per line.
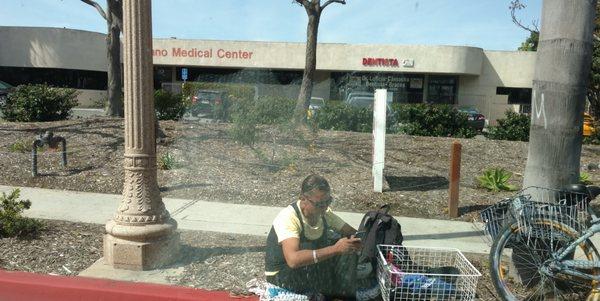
[346, 96, 375, 109]
[345, 91, 374, 103]
[189, 89, 229, 120]
[458, 107, 486, 132]
[584, 113, 596, 137]
[308, 97, 325, 119]
[0, 80, 14, 106]
[344, 91, 393, 114]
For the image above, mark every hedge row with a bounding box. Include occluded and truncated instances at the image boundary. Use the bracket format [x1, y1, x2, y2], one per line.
[1, 83, 534, 144]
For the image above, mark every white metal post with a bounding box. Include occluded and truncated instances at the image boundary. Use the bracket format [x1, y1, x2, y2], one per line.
[373, 89, 387, 192]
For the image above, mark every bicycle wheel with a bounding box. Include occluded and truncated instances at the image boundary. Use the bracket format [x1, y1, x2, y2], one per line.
[490, 219, 599, 301]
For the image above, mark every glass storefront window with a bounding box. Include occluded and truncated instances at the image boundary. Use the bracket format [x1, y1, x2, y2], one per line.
[0, 66, 107, 90]
[173, 67, 303, 85]
[330, 72, 424, 103]
[496, 87, 532, 104]
[427, 76, 457, 104]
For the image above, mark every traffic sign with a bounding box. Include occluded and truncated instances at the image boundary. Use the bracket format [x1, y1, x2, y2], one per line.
[181, 68, 188, 81]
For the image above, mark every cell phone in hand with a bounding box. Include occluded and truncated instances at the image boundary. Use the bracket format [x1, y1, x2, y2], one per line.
[354, 231, 367, 240]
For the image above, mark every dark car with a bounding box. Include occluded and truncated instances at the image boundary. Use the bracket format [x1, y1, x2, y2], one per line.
[0, 80, 14, 106]
[458, 107, 486, 132]
[190, 89, 229, 120]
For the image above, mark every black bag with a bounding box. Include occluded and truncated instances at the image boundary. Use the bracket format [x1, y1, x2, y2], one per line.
[357, 204, 404, 263]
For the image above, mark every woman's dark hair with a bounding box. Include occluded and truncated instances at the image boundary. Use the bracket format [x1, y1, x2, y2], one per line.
[301, 174, 330, 196]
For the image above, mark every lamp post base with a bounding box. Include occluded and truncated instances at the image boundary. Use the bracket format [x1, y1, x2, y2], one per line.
[103, 226, 180, 271]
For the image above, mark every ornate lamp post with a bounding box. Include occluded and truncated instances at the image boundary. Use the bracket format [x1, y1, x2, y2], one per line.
[103, 0, 179, 270]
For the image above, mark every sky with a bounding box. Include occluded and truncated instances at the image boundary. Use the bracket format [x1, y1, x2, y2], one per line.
[0, 0, 543, 51]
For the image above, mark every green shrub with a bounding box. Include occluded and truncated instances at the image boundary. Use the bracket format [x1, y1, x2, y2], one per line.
[0, 189, 43, 238]
[251, 147, 299, 172]
[229, 96, 260, 146]
[228, 96, 299, 146]
[158, 152, 177, 170]
[230, 121, 260, 146]
[8, 139, 45, 153]
[316, 103, 373, 132]
[580, 172, 593, 185]
[1, 84, 78, 122]
[389, 104, 476, 138]
[253, 96, 295, 124]
[8, 139, 32, 153]
[477, 168, 516, 192]
[182, 82, 256, 102]
[485, 111, 530, 141]
[154, 89, 185, 120]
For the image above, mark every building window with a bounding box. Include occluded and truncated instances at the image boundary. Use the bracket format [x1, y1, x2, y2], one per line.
[427, 76, 457, 104]
[173, 67, 303, 85]
[496, 87, 532, 104]
[154, 66, 172, 90]
[497, 87, 532, 115]
[0, 67, 107, 90]
[519, 104, 531, 114]
[330, 72, 424, 103]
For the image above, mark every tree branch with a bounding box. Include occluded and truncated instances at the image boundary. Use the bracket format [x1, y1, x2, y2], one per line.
[293, 0, 310, 9]
[509, 0, 539, 34]
[80, 0, 108, 21]
[322, 0, 346, 9]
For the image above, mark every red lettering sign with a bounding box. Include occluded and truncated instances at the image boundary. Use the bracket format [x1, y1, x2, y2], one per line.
[152, 47, 253, 60]
[362, 57, 399, 67]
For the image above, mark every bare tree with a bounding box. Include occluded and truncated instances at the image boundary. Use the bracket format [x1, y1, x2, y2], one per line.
[293, 0, 346, 125]
[511, 0, 599, 43]
[510, 0, 540, 51]
[81, 0, 166, 139]
[509, 0, 539, 33]
[81, 0, 123, 117]
[522, 0, 597, 189]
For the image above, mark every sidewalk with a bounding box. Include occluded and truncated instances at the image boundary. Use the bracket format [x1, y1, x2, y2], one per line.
[0, 185, 489, 254]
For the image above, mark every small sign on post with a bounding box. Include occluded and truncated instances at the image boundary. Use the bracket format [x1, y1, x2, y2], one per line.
[448, 141, 462, 217]
[373, 89, 387, 192]
[181, 68, 188, 82]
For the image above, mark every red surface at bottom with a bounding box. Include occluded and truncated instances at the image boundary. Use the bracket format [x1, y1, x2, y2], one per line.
[0, 270, 258, 301]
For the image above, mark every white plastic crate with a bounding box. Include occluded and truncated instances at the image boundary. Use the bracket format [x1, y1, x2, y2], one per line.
[377, 245, 481, 301]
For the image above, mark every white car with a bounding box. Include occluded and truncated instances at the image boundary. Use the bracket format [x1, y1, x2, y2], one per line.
[308, 97, 325, 118]
[344, 92, 393, 115]
[345, 92, 374, 104]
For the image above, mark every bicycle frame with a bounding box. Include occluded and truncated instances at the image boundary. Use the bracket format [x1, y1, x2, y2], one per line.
[545, 207, 600, 281]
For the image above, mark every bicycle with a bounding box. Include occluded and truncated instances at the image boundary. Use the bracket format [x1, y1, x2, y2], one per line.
[482, 184, 600, 301]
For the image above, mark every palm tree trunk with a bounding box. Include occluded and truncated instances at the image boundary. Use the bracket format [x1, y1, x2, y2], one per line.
[523, 0, 597, 189]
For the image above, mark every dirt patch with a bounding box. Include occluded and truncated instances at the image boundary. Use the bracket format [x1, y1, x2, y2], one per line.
[3, 118, 599, 299]
[0, 220, 103, 275]
[2, 118, 600, 222]
[0, 219, 498, 300]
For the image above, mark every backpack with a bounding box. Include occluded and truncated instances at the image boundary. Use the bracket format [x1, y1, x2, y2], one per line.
[357, 204, 404, 263]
